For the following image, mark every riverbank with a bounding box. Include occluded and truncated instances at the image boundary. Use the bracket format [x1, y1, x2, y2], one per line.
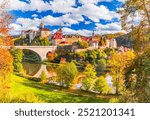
[7, 74, 117, 103]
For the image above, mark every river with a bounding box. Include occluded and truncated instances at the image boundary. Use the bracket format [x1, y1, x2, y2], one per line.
[22, 62, 56, 78]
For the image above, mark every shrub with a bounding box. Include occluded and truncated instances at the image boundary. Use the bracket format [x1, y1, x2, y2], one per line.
[40, 71, 48, 83]
[81, 64, 96, 91]
[10, 48, 24, 74]
[56, 62, 78, 87]
[77, 41, 89, 49]
[0, 91, 43, 103]
[29, 77, 41, 82]
[93, 76, 112, 94]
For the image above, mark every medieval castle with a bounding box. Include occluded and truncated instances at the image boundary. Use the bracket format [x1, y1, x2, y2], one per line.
[21, 23, 117, 49]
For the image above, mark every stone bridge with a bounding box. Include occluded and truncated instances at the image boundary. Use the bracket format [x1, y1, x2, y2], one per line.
[14, 46, 57, 61]
[1, 45, 57, 61]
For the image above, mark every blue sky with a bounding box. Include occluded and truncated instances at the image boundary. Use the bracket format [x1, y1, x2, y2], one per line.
[5, 0, 125, 36]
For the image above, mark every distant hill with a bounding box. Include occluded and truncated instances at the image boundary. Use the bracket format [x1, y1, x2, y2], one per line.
[103, 32, 133, 48]
[103, 32, 125, 39]
[116, 33, 133, 48]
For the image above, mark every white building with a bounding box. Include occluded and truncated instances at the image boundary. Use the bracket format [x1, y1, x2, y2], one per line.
[106, 38, 117, 48]
[21, 23, 50, 43]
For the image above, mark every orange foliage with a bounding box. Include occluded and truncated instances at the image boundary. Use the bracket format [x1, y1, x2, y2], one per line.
[47, 52, 57, 61]
[0, 48, 13, 73]
[0, 0, 13, 95]
[0, 0, 13, 46]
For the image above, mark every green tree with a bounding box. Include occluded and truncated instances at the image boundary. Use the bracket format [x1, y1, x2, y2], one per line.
[10, 48, 24, 74]
[31, 37, 50, 46]
[93, 76, 111, 94]
[96, 59, 106, 76]
[85, 50, 98, 64]
[40, 37, 50, 46]
[124, 47, 150, 102]
[97, 50, 107, 59]
[108, 51, 135, 94]
[119, 0, 150, 102]
[56, 62, 78, 87]
[82, 64, 96, 91]
[40, 71, 48, 83]
[77, 41, 89, 49]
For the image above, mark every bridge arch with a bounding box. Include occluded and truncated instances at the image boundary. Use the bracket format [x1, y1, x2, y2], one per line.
[23, 49, 42, 61]
[15, 46, 57, 61]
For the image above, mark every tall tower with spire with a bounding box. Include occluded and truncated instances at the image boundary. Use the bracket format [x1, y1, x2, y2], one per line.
[40, 22, 44, 29]
[92, 30, 95, 37]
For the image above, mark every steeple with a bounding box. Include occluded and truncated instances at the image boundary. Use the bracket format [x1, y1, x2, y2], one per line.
[92, 30, 95, 37]
[40, 22, 44, 29]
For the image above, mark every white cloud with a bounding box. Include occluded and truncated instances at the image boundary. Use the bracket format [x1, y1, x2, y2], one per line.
[8, 0, 113, 13]
[9, 0, 51, 12]
[16, 18, 40, 28]
[32, 14, 38, 18]
[15, 13, 84, 29]
[10, 20, 126, 36]
[50, 0, 76, 13]
[10, 23, 22, 30]
[95, 22, 126, 34]
[117, 0, 125, 3]
[8, 0, 124, 35]
[8, 0, 120, 24]
[9, 0, 75, 13]
[78, 0, 112, 4]
[9, 21, 39, 35]
[9, 23, 22, 35]
[61, 27, 92, 36]
[85, 21, 91, 24]
[75, 4, 119, 22]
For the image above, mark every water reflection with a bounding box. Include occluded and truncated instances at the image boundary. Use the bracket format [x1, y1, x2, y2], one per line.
[22, 62, 41, 76]
[22, 62, 57, 77]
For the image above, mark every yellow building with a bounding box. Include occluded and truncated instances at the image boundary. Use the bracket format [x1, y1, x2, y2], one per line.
[39, 23, 50, 38]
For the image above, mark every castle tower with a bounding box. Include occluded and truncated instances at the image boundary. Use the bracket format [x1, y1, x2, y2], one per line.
[92, 30, 95, 37]
[40, 22, 44, 29]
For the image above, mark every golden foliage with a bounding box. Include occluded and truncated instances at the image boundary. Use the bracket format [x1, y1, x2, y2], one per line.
[0, 0, 13, 95]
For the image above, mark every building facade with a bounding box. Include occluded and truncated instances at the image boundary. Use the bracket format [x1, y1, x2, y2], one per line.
[21, 23, 50, 43]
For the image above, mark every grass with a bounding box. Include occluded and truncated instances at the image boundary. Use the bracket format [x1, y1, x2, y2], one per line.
[9, 74, 114, 103]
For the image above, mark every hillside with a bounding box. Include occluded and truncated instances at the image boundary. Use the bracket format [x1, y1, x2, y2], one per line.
[116, 33, 133, 48]
[103, 32, 133, 48]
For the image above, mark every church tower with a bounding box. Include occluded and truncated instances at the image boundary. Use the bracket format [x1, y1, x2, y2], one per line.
[92, 30, 95, 37]
[40, 22, 44, 29]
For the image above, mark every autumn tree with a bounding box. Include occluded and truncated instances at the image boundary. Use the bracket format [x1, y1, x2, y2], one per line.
[96, 59, 106, 76]
[119, 0, 150, 102]
[0, 0, 13, 97]
[40, 71, 48, 83]
[10, 48, 24, 74]
[56, 62, 78, 87]
[77, 41, 89, 49]
[81, 64, 96, 91]
[93, 76, 111, 94]
[108, 51, 135, 94]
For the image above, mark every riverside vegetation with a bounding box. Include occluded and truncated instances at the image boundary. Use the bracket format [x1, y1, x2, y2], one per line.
[0, 0, 150, 103]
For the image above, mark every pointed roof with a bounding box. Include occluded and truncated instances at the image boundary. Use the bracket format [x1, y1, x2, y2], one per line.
[53, 28, 63, 39]
[41, 28, 50, 31]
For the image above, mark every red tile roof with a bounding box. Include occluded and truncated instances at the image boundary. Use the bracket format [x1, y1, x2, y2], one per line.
[41, 28, 50, 31]
[81, 36, 92, 41]
[53, 29, 63, 39]
[60, 41, 68, 44]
